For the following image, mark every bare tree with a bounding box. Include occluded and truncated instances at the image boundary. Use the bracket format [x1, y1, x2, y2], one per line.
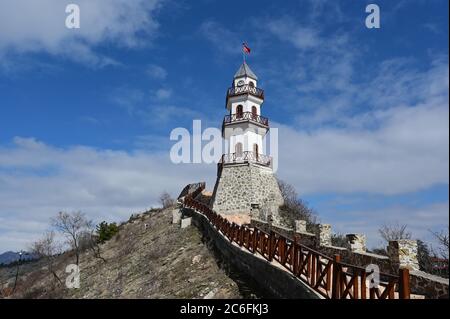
[278, 180, 298, 206]
[79, 224, 107, 263]
[430, 227, 449, 260]
[378, 222, 412, 242]
[277, 179, 318, 229]
[12, 251, 24, 294]
[159, 191, 175, 209]
[51, 211, 91, 265]
[30, 231, 63, 285]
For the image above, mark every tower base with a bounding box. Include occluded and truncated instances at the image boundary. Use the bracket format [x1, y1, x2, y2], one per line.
[211, 163, 284, 220]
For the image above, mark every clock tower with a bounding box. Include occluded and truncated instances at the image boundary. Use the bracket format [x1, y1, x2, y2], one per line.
[211, 62, 284, 222]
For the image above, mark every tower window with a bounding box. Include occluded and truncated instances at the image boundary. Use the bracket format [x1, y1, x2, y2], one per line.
[236, 105, 243, 119]
[252, 106, 257, 119]
[235, 142, 243, 157]
[249, 81, 255, 87]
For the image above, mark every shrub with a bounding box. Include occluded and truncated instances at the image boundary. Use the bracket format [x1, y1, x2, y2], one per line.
[96, 221, 119, 243]
[331, 233, 347, 248]
[277, 179, 318, 229]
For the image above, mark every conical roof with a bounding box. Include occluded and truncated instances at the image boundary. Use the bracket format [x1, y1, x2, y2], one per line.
[234, 62, 258, 80]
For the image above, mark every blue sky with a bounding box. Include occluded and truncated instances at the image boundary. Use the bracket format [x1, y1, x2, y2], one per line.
[0, 0, 448, 252]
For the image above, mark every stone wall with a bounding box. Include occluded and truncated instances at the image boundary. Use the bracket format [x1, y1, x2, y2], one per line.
[318, 245, 394, 274]
[211, 163, 283, 216]
[387, 240, 420, 271]
[295, 220, 307, 233]
[250, 220, 395, 274]
[185, 179, 449, 298]
[186, 199, 449, 299]
[318, 224, 331, 246]
[184, 208, 321, 299]
[346, 234, 367, 253]
[249, 218, 317, 248]
[410, 270, 449, 299]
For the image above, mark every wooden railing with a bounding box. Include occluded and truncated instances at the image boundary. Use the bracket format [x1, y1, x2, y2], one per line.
[189, 182, 205, 200]
[226, 85, 264, 103]
[182, 185, 411, 299]
[227, 85, 264, 99]
[220, 151, 272, 167]
[223, 112, 269, 127]
[177, 182, 206, 200]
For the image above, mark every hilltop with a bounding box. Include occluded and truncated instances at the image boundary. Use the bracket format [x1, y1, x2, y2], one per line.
[0, 207, 251, 299]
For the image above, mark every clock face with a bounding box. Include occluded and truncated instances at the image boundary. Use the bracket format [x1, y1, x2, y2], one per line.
[237, 80, 244, 86]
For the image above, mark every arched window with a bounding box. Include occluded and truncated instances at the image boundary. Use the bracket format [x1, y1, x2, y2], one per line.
[249, 81, 255, 87]
[236, 105, 243, 119]
[253, 144, 259, 160]
[251, 106, 257, 120]
[235, 142, 243, 158]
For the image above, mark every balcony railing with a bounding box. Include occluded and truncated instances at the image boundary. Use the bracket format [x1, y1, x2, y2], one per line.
[220, 151, 271, 167]
[223, 112, 269, 127]
[226, 84, 264, 101]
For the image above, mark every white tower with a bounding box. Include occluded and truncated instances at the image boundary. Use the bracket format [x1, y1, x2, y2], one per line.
[223, 62, 269, 164]
[211, 62, 283, 220]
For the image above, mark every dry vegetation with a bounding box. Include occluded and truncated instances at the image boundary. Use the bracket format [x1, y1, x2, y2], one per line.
[0, 206, 242, 299]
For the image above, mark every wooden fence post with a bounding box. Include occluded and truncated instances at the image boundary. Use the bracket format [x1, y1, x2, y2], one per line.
[239, 226, 244, 246]
[311, 253, 316, 287]
[292, 235, 298, 276]
[398, 268, 411, 299]
[332, 254, 341, 299]
[268, 231, 273, 261]
[252, 229, 257, 253]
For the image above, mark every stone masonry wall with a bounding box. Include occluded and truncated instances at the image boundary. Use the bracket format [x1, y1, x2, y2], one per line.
[184, 208, 321, 299]
[211, 163, 284, 216]
[387, 240, 420, 271]
[249, 218, 317, 248]
[410, 270, 449, 299]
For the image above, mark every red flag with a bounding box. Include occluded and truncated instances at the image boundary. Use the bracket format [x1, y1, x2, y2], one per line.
[242, 42, 251, 54]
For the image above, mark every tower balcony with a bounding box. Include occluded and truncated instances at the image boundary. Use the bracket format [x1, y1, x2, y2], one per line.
[223, 111, 269, 127]
[226, 84, 264, 105]
[219, 151, 272, 168]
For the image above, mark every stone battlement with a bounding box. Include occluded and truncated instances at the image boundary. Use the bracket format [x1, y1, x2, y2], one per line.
[251, 217, 448, 299]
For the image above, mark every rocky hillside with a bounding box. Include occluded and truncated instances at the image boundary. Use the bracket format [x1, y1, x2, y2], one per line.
[0, 207, 248, 299]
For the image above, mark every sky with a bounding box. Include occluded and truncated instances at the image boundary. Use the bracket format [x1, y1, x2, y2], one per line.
[0, 0, 448, 252]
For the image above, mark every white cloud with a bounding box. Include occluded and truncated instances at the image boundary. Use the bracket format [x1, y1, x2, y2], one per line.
[1, 124, 447, 252]
[263, 17, 449, 198]
[0, 0, 163, 67]
[199, 20, 241, 56]
[0, 1, 447, 255]
[110, 86, 206, 125]
[139, 105, 201, 124]
[329, 202, 449, 249]
[297, 59, 447, 196]
[0, 137, 216, 252]
[267, 18, 321, 50]
[276, 102, 448, 195]
[1, 89, 448, 252]
[262, 15, 449, 135]
[146, 64, 168, 79]
[154, 88, 172, 100]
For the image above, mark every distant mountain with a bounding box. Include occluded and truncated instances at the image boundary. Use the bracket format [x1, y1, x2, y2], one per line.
[0, 251, 36, 266]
